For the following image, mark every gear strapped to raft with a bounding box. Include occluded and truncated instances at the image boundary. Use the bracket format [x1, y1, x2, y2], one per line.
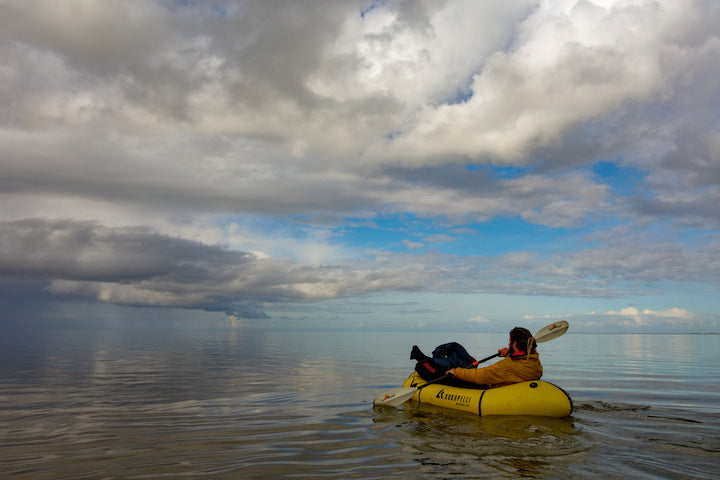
[414, 342, 477, 384]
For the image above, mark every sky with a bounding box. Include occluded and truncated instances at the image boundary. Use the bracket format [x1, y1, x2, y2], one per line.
[1, 0, 719, 333]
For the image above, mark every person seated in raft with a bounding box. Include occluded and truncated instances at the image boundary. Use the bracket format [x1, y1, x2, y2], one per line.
[410, 327, 542, 389]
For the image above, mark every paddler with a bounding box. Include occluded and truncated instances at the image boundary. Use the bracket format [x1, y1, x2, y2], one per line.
[411, 327, 542, 388]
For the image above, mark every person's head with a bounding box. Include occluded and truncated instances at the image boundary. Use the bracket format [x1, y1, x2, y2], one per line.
[509, 327, 536, 356]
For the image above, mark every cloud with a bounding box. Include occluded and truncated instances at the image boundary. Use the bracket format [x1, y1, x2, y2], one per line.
[521, 306, 719, 333]
[0, 218, 431, 319]
[0, 1, 719, 330]
[2, 0, 718, 228]
[1, 215, 719, 331]
[590, 305, 717, 332]
[605, 306, 695, 323]
[2, 215, 720, 310]
[367, 0, 720, 165]
[403, 239, 425, 250]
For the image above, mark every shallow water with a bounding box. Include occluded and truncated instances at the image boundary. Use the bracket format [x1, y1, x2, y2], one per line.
[1, 328, 718, 479]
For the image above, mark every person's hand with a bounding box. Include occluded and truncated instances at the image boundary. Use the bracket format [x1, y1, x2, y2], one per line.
[498, 347, 509, 357]
[446, 368, 456, 376]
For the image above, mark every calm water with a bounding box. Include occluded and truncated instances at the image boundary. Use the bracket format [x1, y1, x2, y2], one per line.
[1, 328, 719, 479]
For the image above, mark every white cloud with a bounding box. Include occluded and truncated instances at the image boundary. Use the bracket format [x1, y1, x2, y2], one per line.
[2, 0, 718, 227]
[571, 305, 715, 332]
[366, 0, 718, 171]
[403, 239, 425, 250]
[605, 306, 695, 323]
[0, 1, 719, 330]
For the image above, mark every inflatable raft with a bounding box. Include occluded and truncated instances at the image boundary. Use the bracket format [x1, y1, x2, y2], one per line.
[401, 372, 573, 417]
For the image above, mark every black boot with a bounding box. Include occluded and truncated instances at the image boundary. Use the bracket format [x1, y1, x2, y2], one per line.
[410, 345, 430, 362]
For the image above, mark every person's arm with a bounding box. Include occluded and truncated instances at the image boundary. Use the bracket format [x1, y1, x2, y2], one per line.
[448, 358, 510, 385]
[450, 356, 543, 385]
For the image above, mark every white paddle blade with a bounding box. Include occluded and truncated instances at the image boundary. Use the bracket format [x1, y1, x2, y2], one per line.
[534, 320, 569, 343]
[373, 387, 417, 406]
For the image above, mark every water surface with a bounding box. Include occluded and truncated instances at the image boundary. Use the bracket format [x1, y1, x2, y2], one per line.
[1, 328, 718, 479]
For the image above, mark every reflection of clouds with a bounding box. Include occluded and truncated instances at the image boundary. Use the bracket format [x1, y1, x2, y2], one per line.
[0, 329, 291, 451]
[544, 332, 720, 413]
[3, 328, 720, 479]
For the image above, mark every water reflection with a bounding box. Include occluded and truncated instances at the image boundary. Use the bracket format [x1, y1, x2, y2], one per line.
[374, 403, 578, 440]
[543, 333, 720, 413]
[2, 329, 720, 480]
[373, 402, 583, 477]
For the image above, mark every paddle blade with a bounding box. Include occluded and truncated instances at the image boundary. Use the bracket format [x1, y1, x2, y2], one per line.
[534, 320, 569, 343]
[373, 387, 417, 406]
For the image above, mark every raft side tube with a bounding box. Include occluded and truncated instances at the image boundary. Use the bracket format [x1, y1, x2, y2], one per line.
[402, 372, 572, 417]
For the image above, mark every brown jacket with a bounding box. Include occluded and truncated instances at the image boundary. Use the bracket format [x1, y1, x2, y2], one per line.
[451, 353, 542, 387]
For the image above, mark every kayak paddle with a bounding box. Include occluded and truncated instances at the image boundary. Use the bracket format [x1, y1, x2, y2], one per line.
[372, 320, 569, 407]
[533, 320, 569, 344]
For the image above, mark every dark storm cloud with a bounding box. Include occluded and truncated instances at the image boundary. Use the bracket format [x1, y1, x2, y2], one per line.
[0, 218, 251, 281]
[0, 219, 272, 318]
[0, 219, 423, 318]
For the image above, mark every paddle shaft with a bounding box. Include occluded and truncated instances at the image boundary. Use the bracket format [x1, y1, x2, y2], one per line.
[472, 352, 501, 367]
